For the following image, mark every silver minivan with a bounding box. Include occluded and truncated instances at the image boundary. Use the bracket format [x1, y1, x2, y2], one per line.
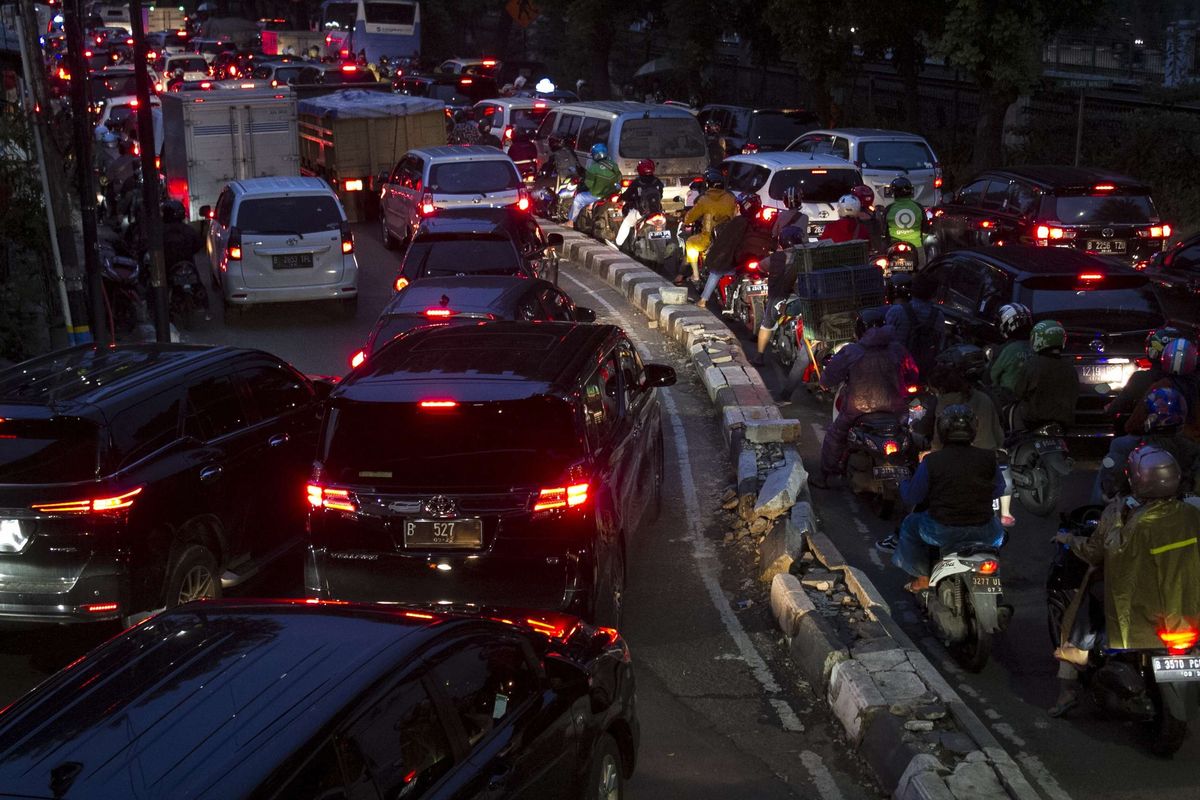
[379, 145, 526, 249]
[534, 101, 707, 209]
[784, 128, 941, 208]
[204, 177, 359, 315]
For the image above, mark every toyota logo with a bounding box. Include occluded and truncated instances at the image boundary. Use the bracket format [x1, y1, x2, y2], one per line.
[286, 238, 298, 246]
[1090, 338, 1106, 353]
[423, 495, 457, 518]
[1101, 228, 1114, 239]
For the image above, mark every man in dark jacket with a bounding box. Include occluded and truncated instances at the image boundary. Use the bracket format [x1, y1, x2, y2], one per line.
[884, 271, 942, 379]
[1011, 319, 1080, 431]
[696, 193, 761, 307]
[814, 322, 919, 484]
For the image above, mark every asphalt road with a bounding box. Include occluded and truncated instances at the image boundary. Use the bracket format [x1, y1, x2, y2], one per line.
[0, 224, 881, 800]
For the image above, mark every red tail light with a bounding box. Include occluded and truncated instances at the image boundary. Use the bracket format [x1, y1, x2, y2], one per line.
[341, 64, 357, 73]
[906, 385, 920, 394]
[741, 143, 759, 154]
[341, 226, 354, 254]
[533, 482, 590, 512]
[325, 34, 333, 45]
[350, 350, 365, 369]
[343, 178, 364, 192]
[1135, 357, 1152, 369]
[419, 400, 458, 409]
[882, 440, 899, 456]
[1077, 272, 1104, 283]
[759, 207, 777, 222]
[83, 602, 120, 613]
[977, 559, 999, 575]
[1034, 224, 1073, 242]
[306, 484, 356, 513]
[1158, 628, 1198, 655]
[459, 77, 473, 84]
[226, 228, 242, 261]
[746, 260, 760, 271]
[200, 80, 212, 89]
[516, 191, 531, 212]
[394, 276, 409, 292]
[1139, 224, 1172, 239]
[1092, 183, 1115, 192]
[620, 179, 631, 188]
[32, 487, 143, 514]
[420, 193, 435, 215]
[933, 162, 943, 189]
[424, 308, 454, 318]
[503, 125, 513, 141]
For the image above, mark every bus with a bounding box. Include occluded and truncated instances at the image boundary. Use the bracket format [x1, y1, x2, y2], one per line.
[320, 0, 420, 62]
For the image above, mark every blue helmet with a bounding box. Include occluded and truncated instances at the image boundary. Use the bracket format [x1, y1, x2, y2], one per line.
[1143, 386, 1187, 432]
[589, 142, 608, 161]
[1162, 338, 1197, 376]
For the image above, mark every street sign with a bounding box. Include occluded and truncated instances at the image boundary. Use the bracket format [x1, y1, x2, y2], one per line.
[506, 0, 538, 28]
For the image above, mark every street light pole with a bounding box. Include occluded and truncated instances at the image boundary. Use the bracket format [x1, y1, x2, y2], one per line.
[129, 0, 170, 342]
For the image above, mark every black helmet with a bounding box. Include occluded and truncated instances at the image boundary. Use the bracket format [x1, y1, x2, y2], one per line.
[477, 118, 492, 134]
[937, 403, 978, 445]
[547, 134, 563, 151]
[890, 176, 914, 199]
[162, 199, 186, 224]
[935, 343, 988, 382]
[703, 167, 724, 189]
[854, 308, 887, 340]
[738, 192, 762, 217]
[783, 184, 803, 210]
[1126, 444, 1181, 501]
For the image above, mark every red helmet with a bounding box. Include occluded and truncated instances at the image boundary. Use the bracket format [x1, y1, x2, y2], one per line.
[636, 158, 656, 177]
[850, 184, 874, 209]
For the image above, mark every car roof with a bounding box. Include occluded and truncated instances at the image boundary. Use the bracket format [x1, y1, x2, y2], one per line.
[703, 104, 810, 115]
[410, 144, 510, 161]
[562, 100, 696, 119]
[950, 246, 1143, 278]
[979, 165, 1149, 192]
[805, 128, 928, 140]
[382, 276, 547, 315]
[340, 321, 620, 403]
[476, 97, 555, 109]
[725, 152, 857, 170]
[0, 602, 459, 799]
[0, 344, 242, 414]
[229, 176, 334, 196]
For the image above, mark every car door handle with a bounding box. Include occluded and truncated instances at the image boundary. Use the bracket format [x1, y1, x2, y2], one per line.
[268, 433, 289, 448]
[199, 465, 223, 483]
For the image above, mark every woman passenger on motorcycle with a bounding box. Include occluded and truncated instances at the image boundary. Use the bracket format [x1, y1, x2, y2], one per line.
[680, 167, 739, 286]
[850, 184, 884, 251]
[1104, 327, 1181, 428]
[818, 195, 871, 243]
[696, 192, 761, 308]
[1050, 446, 1200, 716]
[892, 404, 1006, 593]
[1123, 338, 1200, 442]
[615, 159, 664, 249]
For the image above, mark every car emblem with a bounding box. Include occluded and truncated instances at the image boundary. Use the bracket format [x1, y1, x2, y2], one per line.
[286, 238, 298, 246]
[1090, 338, 1105, 353]
[1101, 228, 1114, 239]
[423, 495, 457, 518]
[472, 197, 481, 205]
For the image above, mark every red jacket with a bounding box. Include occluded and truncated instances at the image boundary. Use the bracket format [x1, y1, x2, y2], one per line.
[819, 217, 870, 243]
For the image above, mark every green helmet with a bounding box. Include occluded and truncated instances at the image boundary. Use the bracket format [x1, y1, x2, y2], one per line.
[1030, 319, 1066, 353]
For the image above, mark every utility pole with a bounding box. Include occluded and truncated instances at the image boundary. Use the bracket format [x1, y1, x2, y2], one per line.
[15, 0, 92, 345]
[62, 0, 109, 345]
[129, 0, 170, 341]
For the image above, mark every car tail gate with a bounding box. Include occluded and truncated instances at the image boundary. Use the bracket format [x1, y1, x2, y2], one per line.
[234, 195, 348, 289]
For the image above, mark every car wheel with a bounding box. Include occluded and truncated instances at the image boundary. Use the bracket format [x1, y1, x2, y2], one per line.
[583, 734, 623, 800]
[381, 214, 397, 250]
[164, 544, 221, 609]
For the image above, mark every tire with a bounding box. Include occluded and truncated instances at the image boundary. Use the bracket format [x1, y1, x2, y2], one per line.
[591, 535, 625, 628]
[164, 544, 221, 609]
[1146, 687, 1188, 757]
[381, 214, 398, 250]
[1018, 464, 1061, 517]
[948, 587, 992, 672]
[582, 734, 624, 800]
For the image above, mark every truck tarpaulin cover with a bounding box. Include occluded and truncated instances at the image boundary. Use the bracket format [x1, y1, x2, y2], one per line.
[297, 90, 444, 119]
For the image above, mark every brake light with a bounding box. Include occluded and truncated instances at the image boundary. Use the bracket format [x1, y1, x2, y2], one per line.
[620, 178, 631, 187]
[394, 276, 409, 292]
[344, 178, 364, 192]
[419, 400, 458, 409]
[83, 602, 120, 613]
[1158, 628, 1198, 655]
[1078, 272, 1104, 283]
[1136, 356, 1152, 369]
[32, 487, 143, 514]
[977, 559, 999, 575]
[200, 80, 212, 89]
[534, 101, 546, 109]
[420, 193, 435, 215]
[503, 125, 513, 141]
[350, 350, 365, 369]
[516, 192, 531, 212]
[906, 385, 920, 394]
[746, 260, 760, 271]
[424, 308, 453, 318]
[1034, 224, 1073, 242]
[227, 228, 242, 261]
[325, 34, 332, 45]
[1093, 183, 1115, 192]
[481, 59, 497, 66]
[339, 49, 349, 58]
[83, 49, 92, 57]
[306, 484, 356, 513]
[874, 256, 889, 269]
[979, 220, 992, 229]
[759, 207, 777, 221]
[883, 440, 899, 456]
[239, 82, 255, 89]
[810, 169, 827, 174]
[933, 163, 943, 189]
[341, 224, 354, 254]
[341, 64, 357, 73]
[533, 482, 590, 511]
[895, 242, 911, 251]
[129, 97, 139, 108]
[1139, 224, 1172, 239]
[460, 77, 473, 84]
[741, 143, 759, 154]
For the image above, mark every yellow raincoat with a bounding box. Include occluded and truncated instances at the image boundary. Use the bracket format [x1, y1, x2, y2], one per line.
[683, 189, 738, 269]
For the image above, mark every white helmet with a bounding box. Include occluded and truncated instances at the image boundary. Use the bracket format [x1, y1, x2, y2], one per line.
[836, 194, 861, 218]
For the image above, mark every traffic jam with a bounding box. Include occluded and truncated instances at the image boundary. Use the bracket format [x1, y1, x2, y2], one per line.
[1, 0, 1199, 798]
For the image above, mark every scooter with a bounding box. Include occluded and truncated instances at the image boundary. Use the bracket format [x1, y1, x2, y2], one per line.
[724, 256, 768, 329]
[844, 409, 917, 519]
[99, 243, 144, 333]
[1006, 423, 1073, 516]
[916, 543, 1011, 672]
[1047, 505, 1199, 755]
[167, 259, 210, 324]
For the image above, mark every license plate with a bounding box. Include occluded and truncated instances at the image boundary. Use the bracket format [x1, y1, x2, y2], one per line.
[1086, 239, 1127, 254]
[1076, 363, 1130, 386]
[272, 253, 313, 270]
[747, 282, 767, 293]
[972, 575, 1003, 593]
[402, 518, 483, 549]
[1034, 438, 1067, 453]
[1152, 654, 1200, 683]
[872, 465, 910, 481]
[648, 230, 672, 240]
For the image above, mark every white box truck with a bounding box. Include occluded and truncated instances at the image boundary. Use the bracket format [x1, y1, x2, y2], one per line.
[160, 88, 300, 222]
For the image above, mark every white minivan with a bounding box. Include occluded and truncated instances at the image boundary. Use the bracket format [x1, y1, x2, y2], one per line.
[784, 128, 941, 208]
[203, 177, 359, 315]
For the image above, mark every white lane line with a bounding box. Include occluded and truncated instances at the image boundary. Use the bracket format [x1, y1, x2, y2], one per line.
[1014, 753, 1075, 800]
[799, 751, 846, 800]
[770, 698, 805, 732]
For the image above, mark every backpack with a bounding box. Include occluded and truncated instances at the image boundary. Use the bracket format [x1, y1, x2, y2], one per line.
[903, 301, 943, 378]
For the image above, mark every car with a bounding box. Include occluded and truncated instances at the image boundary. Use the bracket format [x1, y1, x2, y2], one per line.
[86, 65, 137, 113]
[393, 73, 502, 115]
[920, 246, 1171, 433]
[159, 53, 209, 81]
[723, 152, 863, 240]
[305, 321, 676, 625]
[0, 600, 639, 799]
[472, 96, 557, 155]
[785, 128, 941, 207]
[295, 62, 379, 85]
[930, 166, 1172, 267]
[436, 56, 498, 75]
[189, 36, 237, 63]
[93, 94, 161, 138]
[0, 343, 324, 625]
[533, 101, 706, 210]
[202, 176, 360, 314]
[355, 275, 595, 367]
[380, 145, 527, 249]
[249, 59, 307, 87]
[698, 104, 819, 157]
[1148, 230, 1200, 294]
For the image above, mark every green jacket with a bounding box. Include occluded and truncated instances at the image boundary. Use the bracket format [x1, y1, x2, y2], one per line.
[886, 198, 924, 248]
[584, 159, 621, 198]
[990, 340, 1033, 394]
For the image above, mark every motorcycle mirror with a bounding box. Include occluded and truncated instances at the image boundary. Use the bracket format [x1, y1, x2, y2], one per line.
[547, 233, 563, 248]
[198, 204, 212, 219]
[574, 306, 596, 322]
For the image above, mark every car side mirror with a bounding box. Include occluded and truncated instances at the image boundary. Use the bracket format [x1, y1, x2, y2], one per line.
[574, 306, 596, 322]
[547, 233, 563, 248]
[310, 377, 337, 401]
[643, 363, 676, 388]
[198, 204, 211, 220]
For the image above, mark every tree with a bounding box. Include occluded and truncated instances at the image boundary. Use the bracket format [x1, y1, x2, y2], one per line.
[765, 1, 853, 125]
[564, 0, 639, 100]
[854, 0, 949, 129]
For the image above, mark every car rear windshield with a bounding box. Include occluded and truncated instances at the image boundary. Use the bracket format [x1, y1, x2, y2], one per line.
[511, 107, 551, 129]
[747, 112, 817, 145]
[370, 315, 483, 350]
[1050, 195, 1157, 225]
[1020, 275, 1163, 323]
[618, 118, 706, 160]
[91, 74, 136, 98]
[169, 57, 207, 72]
[768, 168, 860, 203]
[425, 84, 471, 104]
[0, 418, 102, 484]
[404, 236, 522, 278]
[321, 397, 581, 490]
[429, 161, 519, 194]
[235, 196, 342, 234]
[859, 140, 935, 171]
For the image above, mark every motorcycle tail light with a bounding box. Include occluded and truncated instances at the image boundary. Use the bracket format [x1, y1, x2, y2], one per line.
[882, 440, 899, 456]
[1158, 628, 1198, 655]
[977, 559, 999, 575]
[746, 260, 759, 271]
[906, 384, 920, 394]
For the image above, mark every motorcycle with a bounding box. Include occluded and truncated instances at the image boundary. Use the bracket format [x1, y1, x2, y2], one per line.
[168, 259, 210, 324]
[844, 406, 918, 519]
[724, 256, 768, 329]
[99, 243, 144, 333]
[915, 542, 1011, 672]
[1047, 505, 1199, 755]
[1006, 423, 1073, 516]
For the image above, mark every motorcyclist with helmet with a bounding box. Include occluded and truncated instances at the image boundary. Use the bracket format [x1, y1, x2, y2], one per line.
[1095, 387, 1200, 503]
[849, 184, 884, 251]
[818, 195, 871, 243]
[1050, 445, 1200, 716]
[167, 67, 185, 91]
[680, 167, 738, 285]
[885, 176, 925, 253]
[566, 142, 621, 228]
[891, 404, 1007, 593]
[703, 119, 725, 166]
[1010, 319, 1080, 432]
[615, 159, 664, 249]
[988, 303, 1034, 408]
[1104, 327, 1181, 427]
[161, 199, 201, 269]
[476, 118, 502, 148]
[697, 192, 766, 309]
[773, 185, 809, 244]
[1123, 338, 1200, 441]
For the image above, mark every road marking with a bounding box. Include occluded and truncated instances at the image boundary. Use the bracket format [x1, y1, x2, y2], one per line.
[770, 699, 805, 732]
[992, 722, 1026, 748]
[1014, 753, 1075, 800]
[799, 751, 846, 800]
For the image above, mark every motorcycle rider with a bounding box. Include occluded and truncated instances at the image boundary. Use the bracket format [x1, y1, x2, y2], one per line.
[818, 195, 871, 243]
[884, 176, 925, 255]
[680, 167, 738, 285]
[703, 119, 725, 166]
[696, 192, 762, 309]
[1051, 445, 1200, 716]
[161, 199, 201, 268]
[566, 142, 621, 228]
[811, 319, 919, 487]
[1095, 387, 1200, 502]
[892, 404, 1006, 593]
[753, 247, 800, 368]
[884, 271, 943, 379]
[167, 67, 185, 91]
[506, 128, 539, 175]
[1123, 337, 1200, 441]
[988, 303, 1034, 408]
[447, 109, 481, 145]
[1104, 327, 1181, 425]
[773, 185, 809, 244]
[476, 118, 503, 148]
[850, 183, 884, 251]
[615, 159, 664, 250]
[1010, 319, 1080, 432]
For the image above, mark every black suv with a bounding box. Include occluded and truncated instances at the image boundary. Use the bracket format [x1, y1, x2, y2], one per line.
[0, 600, 639, 798]
[0, 344, 323, 624]
[306, 322, 676, 625]
[920, 247, 1169, 433]
[697, 105, 819, 157]
[931, 166, 1170, 267]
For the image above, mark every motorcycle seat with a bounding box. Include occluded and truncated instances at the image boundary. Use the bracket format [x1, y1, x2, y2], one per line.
[954, 543, 1000, 558]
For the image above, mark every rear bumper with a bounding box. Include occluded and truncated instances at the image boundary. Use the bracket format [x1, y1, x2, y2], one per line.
[224, 281, 359, 305]
[0, 553, 128, 624]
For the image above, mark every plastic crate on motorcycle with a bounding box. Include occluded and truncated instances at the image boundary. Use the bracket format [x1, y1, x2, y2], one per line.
[785, 241, 871, 272]
[794, 264, 885, 300]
